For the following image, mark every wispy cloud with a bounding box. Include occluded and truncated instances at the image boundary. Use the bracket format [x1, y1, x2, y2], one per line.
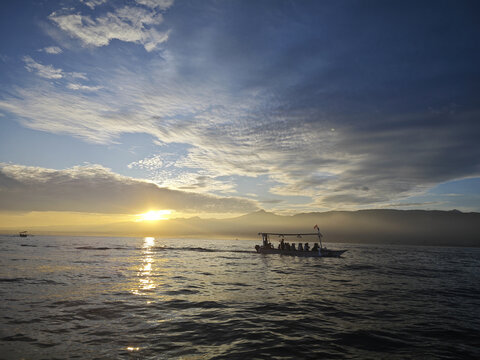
[0, 83, 149, 143]
[136, 0, 174, 10]
[67, 83, 103, 91]
[70, 72, 88, 80]
[23, 55, 64, 79]
[80, 0, 108, 10]
[22, 56, 89, 83]
[2, 1, 479, 212]
[4, 52, 480, 210]
[0, 164, 258, 214]
[40, 46, 63, 54]
[49, 4, 171, 51]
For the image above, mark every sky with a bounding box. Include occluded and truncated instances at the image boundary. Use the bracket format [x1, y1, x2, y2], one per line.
[1, 0, 480, 227]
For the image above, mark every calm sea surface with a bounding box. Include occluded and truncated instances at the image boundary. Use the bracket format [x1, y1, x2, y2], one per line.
[0, 235, 479, 359]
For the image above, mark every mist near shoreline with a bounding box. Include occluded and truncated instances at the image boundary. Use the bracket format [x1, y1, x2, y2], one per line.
[4, 209, 479, 247]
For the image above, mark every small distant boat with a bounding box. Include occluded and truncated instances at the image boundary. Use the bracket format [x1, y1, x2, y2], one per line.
[255, 226, 346, 257]
[19, 231, 28, 237]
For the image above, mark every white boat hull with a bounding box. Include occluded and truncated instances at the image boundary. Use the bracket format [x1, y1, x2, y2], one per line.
[255, 246, 346, 257]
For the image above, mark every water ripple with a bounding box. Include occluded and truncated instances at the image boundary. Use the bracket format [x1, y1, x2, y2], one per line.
[0, 236, 479, 359]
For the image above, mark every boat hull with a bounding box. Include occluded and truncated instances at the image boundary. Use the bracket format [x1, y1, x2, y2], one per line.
[255, 246, 346, 257]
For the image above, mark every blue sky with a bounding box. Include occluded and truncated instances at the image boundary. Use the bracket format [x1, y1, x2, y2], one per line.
[1, 0, 479, 217]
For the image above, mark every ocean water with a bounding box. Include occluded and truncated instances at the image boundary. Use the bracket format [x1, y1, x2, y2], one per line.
[0, 235, 479, 359]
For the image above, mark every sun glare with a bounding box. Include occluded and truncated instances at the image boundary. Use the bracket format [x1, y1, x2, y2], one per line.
[136, 210, 172, 222]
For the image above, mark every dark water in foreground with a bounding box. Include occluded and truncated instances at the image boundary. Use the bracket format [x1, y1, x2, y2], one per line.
[0, 236, 479, 359]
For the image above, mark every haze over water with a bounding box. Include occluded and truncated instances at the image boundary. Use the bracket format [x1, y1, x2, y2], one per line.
[1, 235, 479, 359]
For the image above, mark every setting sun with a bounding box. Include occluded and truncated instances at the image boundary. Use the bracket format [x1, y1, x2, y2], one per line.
[136, 210, 172, 222]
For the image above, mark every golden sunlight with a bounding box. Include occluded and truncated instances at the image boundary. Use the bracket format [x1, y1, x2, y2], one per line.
[143, 236, 155, 248]
[135, 210, 172, 222]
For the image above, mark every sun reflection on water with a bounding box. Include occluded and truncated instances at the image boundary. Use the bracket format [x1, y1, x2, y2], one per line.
[131, 237, 158, 295]
[143, 236, 155, 248]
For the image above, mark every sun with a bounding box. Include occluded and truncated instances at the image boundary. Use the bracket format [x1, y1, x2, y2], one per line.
[136, 210, 172, 222]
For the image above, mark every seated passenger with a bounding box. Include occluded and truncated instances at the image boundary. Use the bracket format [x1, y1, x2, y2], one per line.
[298, 243, 304, 251]
[291, 243, 296, 251]
[304, 243, 310, 251]
[312, 243, 319, 251]
[285, 243, 291, 251]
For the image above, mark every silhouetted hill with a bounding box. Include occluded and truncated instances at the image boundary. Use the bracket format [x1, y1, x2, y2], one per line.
[4, 209, 479, 247]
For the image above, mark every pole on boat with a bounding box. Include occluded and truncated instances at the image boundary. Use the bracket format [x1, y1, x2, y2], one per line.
[262, 233, 268, 247]
[314, 225, 323, 249]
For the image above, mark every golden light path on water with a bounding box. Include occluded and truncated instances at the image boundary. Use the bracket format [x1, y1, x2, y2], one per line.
[131, 237, 157, 296]
[127, 236, 161, 352]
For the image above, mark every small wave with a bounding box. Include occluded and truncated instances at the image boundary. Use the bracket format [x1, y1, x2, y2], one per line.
[161, 246, 216, 252]
[0, 277, 64, 285]
[163, 289, 200, 295]
[1, 333, 36, 342]
[152, 246, 255, 254]
[88, 330, 116, 337]
[0, 277, 28, 283]
[76, 246, 111, 250]
[248, 302, 299, 315]
[6, 317, 43, 325]
[35, 279, 64, 285]
[162, 299, 228, 310]
[342, 264, 377, 271]
[52, 299, 90, 307]
[76, 306, 124, 320]
[333, 329, 409, 351]
[218, 256, 242, 260]
[226, 282, 250, 287]
[36, 342, 60, 348]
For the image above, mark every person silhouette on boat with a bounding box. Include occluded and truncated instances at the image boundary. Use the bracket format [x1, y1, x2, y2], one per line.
[298, 243, 304, 251]
[291, 243, 296, 251]
[312, 243, 319, 252]
[304, 243, 310, 251]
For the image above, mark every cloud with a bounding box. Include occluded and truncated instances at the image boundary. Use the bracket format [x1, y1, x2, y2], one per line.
[22, 56, 90, 83]
[128, 153, 238, 194]
[0, 83, 156, 143]
[136, 0, 174, 10]
[23, 56, 64, 79]
[67, 83, 103, 91]
[70, 72, 88, 80]
[128, 154, 164, 171]
[3, 1, 479, 211]
[41, 46, 63, 54]
[4, 52, 480, 210]
[80, 0, 108, 9]
[49, 5, 170, 51]
[0, 164, 258, 214]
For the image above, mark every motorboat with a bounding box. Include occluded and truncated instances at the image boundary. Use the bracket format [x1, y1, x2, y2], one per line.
[255, 227, 346, 257]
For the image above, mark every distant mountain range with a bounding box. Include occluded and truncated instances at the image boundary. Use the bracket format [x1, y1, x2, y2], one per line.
[7, 209, 480, 247]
